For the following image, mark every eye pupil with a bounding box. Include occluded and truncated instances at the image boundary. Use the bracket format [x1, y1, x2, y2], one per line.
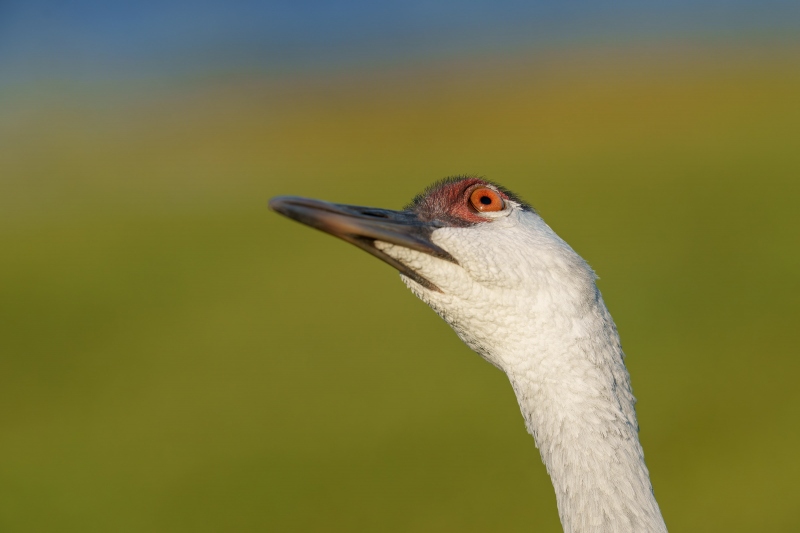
[480, 196, 492, 205]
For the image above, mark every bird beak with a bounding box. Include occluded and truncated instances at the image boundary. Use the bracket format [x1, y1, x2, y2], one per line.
[269, 196, 458, 292]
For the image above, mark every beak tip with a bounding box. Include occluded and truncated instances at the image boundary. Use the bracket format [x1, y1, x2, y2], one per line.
[268, 196, 289, 214]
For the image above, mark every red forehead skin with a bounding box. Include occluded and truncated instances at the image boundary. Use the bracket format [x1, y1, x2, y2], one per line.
[414, 178, 508, 225]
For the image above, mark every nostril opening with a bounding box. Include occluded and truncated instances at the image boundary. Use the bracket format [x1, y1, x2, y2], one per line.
[362, 209, 389, 218]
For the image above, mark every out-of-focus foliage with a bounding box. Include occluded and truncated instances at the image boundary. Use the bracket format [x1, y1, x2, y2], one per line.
[1, 46, 798, 532]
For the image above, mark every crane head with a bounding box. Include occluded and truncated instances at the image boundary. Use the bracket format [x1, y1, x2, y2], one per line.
[269, 176, 598, 370]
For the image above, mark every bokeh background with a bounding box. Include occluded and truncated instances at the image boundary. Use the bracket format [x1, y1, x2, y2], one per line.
[2, 2, 799, 531]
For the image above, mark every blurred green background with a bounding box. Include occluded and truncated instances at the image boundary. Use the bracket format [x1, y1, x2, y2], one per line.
[1, 2, 799, 532]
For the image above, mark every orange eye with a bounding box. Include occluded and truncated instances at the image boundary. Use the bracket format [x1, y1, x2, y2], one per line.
[469, 187, 505, 212]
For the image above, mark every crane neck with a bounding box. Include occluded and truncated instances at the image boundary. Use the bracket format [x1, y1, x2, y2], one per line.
[391, 213, 668, 531]
[504, 295, 667, 533]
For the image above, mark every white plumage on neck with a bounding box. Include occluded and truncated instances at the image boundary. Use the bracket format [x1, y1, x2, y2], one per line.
[375, 204, 667, 533]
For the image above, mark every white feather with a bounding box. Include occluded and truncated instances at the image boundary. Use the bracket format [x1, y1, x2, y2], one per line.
[375, 203, 667, 533]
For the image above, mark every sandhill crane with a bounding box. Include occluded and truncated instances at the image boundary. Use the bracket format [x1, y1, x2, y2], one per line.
[269, 177, 667, 533]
